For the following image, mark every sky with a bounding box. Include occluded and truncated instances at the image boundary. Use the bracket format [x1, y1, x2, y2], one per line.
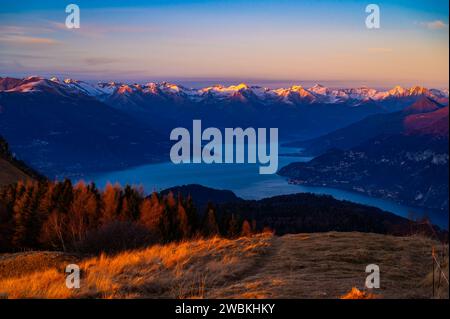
[0, 0, 448, 88]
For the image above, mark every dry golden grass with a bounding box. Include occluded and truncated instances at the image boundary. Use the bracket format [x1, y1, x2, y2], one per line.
[422, 254, 449, 299]
[0, 232, 447, 299]
[0, 233, 272, 299]
[204, 232, 448, 299]
[340, 287, 377, 299]
[0, 251, 79, 279]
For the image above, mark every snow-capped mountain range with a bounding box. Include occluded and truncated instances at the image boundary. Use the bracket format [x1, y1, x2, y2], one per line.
[1, 76, 448, 106]
[1, 75, 448, 179]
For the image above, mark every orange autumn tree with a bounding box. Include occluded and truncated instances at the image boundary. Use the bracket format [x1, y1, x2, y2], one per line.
[0, 180, 257, 253]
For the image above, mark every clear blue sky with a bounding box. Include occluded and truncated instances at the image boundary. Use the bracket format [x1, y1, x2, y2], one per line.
[0, 0, 448, 88]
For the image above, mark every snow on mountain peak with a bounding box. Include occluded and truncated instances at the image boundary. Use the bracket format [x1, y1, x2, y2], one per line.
[229, 83, 249, 91]
[63, 78, 78, 84]
[142, 82, 159, 94]
[408, 86, 429, 96]
[199, 83, 251, 98]
[24, 76, 42, 81]
[291, 85, 315, 98]
[117, 84, 133, 94]
[5, 76, 45, 93]
[159, 82, 186, 93]
[290, 85, 304, 91]
[1, 76, 448, 107]
[387, 85, 407, 96]
[271, 85, 316, 104]
[308, 84, 330, 96]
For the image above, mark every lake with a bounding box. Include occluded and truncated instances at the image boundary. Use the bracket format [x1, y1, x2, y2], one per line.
[82, 148, 448, 229]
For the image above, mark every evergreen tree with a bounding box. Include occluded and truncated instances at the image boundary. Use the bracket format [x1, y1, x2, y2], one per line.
[0, 201, 12, 251]
[202, 204, 219, 237]
[54, 179, 74, 213]
[11, 186, 33, 248]
[101, 183, 121, 224]
[241, 220, 252, 237]
[139, 192, 164, 238]
[68, 181, 99, 244]
[37, 181, 54, 217]
[120, 185, 143, 221]
[158, 192, 178, 241]
[177, 201, 190, 239]
[227, 213, 240, 238]
[185, 195, 198, 235]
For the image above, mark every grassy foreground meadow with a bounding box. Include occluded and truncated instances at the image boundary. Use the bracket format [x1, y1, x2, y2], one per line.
[0, 232, 447, 299]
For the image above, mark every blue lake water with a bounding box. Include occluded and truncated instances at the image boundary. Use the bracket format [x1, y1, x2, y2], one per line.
[82, 149, 448, 229]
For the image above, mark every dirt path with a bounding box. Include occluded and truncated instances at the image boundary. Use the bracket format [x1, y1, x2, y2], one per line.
[209, 232, 447, 299]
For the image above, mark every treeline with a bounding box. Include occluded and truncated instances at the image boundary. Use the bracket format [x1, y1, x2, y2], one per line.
[216, 193, 448, 241]
[0, 180, 255, 254]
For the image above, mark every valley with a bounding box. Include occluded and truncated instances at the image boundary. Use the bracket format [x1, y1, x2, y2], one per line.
[1, 76, 448, 227]
[1, 0, 448, 304]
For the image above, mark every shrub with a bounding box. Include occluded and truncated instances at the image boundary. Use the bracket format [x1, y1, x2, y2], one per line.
[74, 221, 155, 255]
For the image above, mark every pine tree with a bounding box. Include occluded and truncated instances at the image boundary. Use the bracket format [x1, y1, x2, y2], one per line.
[202, 204, 219, 237]
[177, 202, 191, 239]
[227, 213, 240, 238]
[28, 181, 44, 247]
[185, 195, 198, 234]
[68, 181, 99, 244]
[0, 201, 12, 251]
[166, 191, 176, 209]
[101, 183, 121, 224]
[119, 185, 143, 221]
[11, 186, 33, 248]
[139, 192, 164, 238]
[55, 179, 74, 213]
[0, 183, 17, 211]
[241, 220, 252, 237]
[37, 181, 54, 217]
[160, 192, 178, 241]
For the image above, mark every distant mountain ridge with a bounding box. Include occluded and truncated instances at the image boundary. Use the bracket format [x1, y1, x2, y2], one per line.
[1, 76, 448, 105]
[286, 97, 448, 155]
[1, 76, 448, 178]
[0, 79, 169, 177]
[2, 76, 448, 140]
